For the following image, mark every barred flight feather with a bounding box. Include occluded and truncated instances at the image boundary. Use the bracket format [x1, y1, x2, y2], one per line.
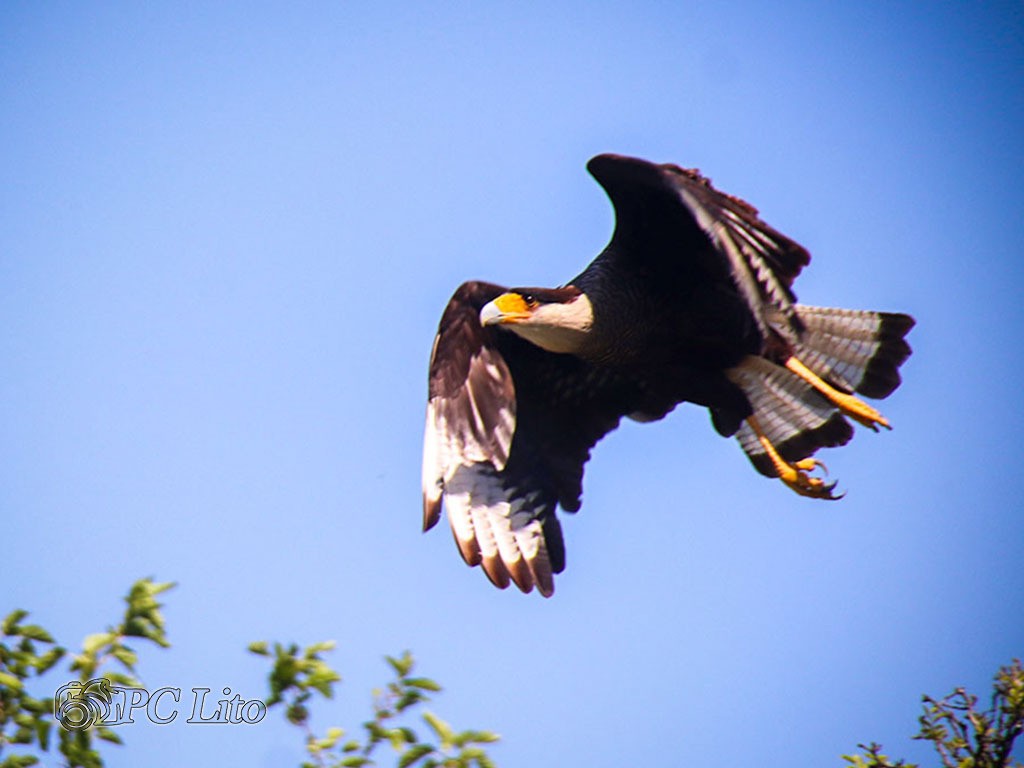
[444, 464, 555, 596]
[673, 177, 805, 336]
[782, 306, 914, 398]
[728, 356, 853, 477]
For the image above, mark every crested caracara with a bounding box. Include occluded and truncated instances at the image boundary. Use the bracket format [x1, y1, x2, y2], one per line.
[422, 154, 914, 597]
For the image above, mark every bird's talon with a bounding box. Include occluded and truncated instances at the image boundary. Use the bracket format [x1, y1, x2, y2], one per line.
[780, 459, 842, 500]
[746, 417, 843, 500]
[794, 457, 826, 474]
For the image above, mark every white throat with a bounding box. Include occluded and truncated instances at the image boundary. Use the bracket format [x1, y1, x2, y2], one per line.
[507, 294, 595, 355]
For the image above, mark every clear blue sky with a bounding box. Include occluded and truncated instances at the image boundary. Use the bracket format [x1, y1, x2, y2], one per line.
[2, 3, 1022, 766]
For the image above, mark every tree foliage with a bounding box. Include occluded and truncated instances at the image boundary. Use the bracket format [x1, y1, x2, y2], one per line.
[0, 579, 1019, 767]
[0, 579, 498, 768]
[251, 642, 499, 768]
[0, 578, 174, 768]
[844, 659, 1024, 768]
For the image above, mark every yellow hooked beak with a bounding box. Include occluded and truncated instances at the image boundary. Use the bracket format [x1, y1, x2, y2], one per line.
[480, 292, 534, 326]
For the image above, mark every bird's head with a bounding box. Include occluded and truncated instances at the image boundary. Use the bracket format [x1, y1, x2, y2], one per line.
[480, 286, 594, 355]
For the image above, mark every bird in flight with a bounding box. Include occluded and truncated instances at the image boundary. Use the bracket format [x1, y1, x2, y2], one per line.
[422, 154, 914, 597]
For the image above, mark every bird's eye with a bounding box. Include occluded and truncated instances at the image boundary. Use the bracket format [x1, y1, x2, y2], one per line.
[522, 293, 536, 306]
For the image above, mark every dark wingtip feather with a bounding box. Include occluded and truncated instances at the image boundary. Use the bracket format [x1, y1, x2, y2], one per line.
[586, 152, 649, 178]
[883, 312, 915, 336]
[857, 313, 915, 399]
[480, 554, 512, 591]
[530, 559, 556, 598]
[507, 557, 536, 595]
[779, 411, 855, 464]
[452, 528, 482, 568]
[542, 516, 566, 575]
[749, 412, 854, 478]
[423, 495, 442, 532]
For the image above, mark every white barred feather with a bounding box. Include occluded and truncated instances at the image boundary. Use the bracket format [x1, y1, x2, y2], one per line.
[676, 187, 798, 336]
[786, 305, 891, 394]
[421, 402, 445, 522]
[422, 343, 517, 533]
[721, 208, 796, 317]
[443, 464, 553, 596]
[727, 356, 835, 464]
[682, 195, 769, 336]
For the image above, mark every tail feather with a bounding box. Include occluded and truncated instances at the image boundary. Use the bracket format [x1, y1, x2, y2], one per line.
[729, 304, 913, 478]
[727, 357, 853, 477]
[782, 305, 914, 398]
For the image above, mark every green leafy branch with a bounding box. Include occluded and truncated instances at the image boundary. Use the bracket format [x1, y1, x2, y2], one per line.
[0, 610, 65, 768]
[251, 644, 499, 768]
[0, 578, 174, 768]
[844, 659, 1024, 768]
[916, 658, 1024, 768]
[843, 742, 910, 768]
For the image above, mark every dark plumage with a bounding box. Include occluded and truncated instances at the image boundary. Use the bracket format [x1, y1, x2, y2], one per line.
[422, 154, 914, 596]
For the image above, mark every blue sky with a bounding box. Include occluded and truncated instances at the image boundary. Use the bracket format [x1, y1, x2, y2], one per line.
[2, 2, 1022, 766]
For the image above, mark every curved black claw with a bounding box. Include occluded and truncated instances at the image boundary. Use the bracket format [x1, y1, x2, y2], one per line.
[781, 458, 843, 500]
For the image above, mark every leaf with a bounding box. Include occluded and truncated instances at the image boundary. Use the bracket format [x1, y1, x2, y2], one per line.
[105, 671, 140, 688]
[123, 618, 158, 643]
[111, 645, 138, 669]
[311, 726, 345, 751]
[456, 730, 500, 745]
[386, 652, 414, 678]
[304, 640, 336, 656]
[21, 696, 54, 715]
[2, 609, 29, 635]
[148, 579, 177, 597]
[398, 743, 435, 768]
[0, 670, 25, 690]
[365, 720, 390, 743]
[36, 646, 66, 674]
[17, 625, 54, 644]
[95, 727, 124, 745]
[307, 667, 342, 697]
[2, 754, 42, 767]
[395, 691, 425, 712]
[35, 717, 52, 751]
[248, 641, 270, 656]
[82, 632, 115, 655]
[404, 677, 442, 693]
[422, 711, 453, 746]
[126, 578, 175, 612]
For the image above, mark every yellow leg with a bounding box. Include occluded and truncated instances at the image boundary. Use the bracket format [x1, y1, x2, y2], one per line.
[784, 357, 890, 431]
[747, 416, 842, 500]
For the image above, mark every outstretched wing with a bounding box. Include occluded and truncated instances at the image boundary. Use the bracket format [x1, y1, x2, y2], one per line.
[586, 154, 914, 482]
[423, 281, 675, 597]
[586, 153, 810, 336]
